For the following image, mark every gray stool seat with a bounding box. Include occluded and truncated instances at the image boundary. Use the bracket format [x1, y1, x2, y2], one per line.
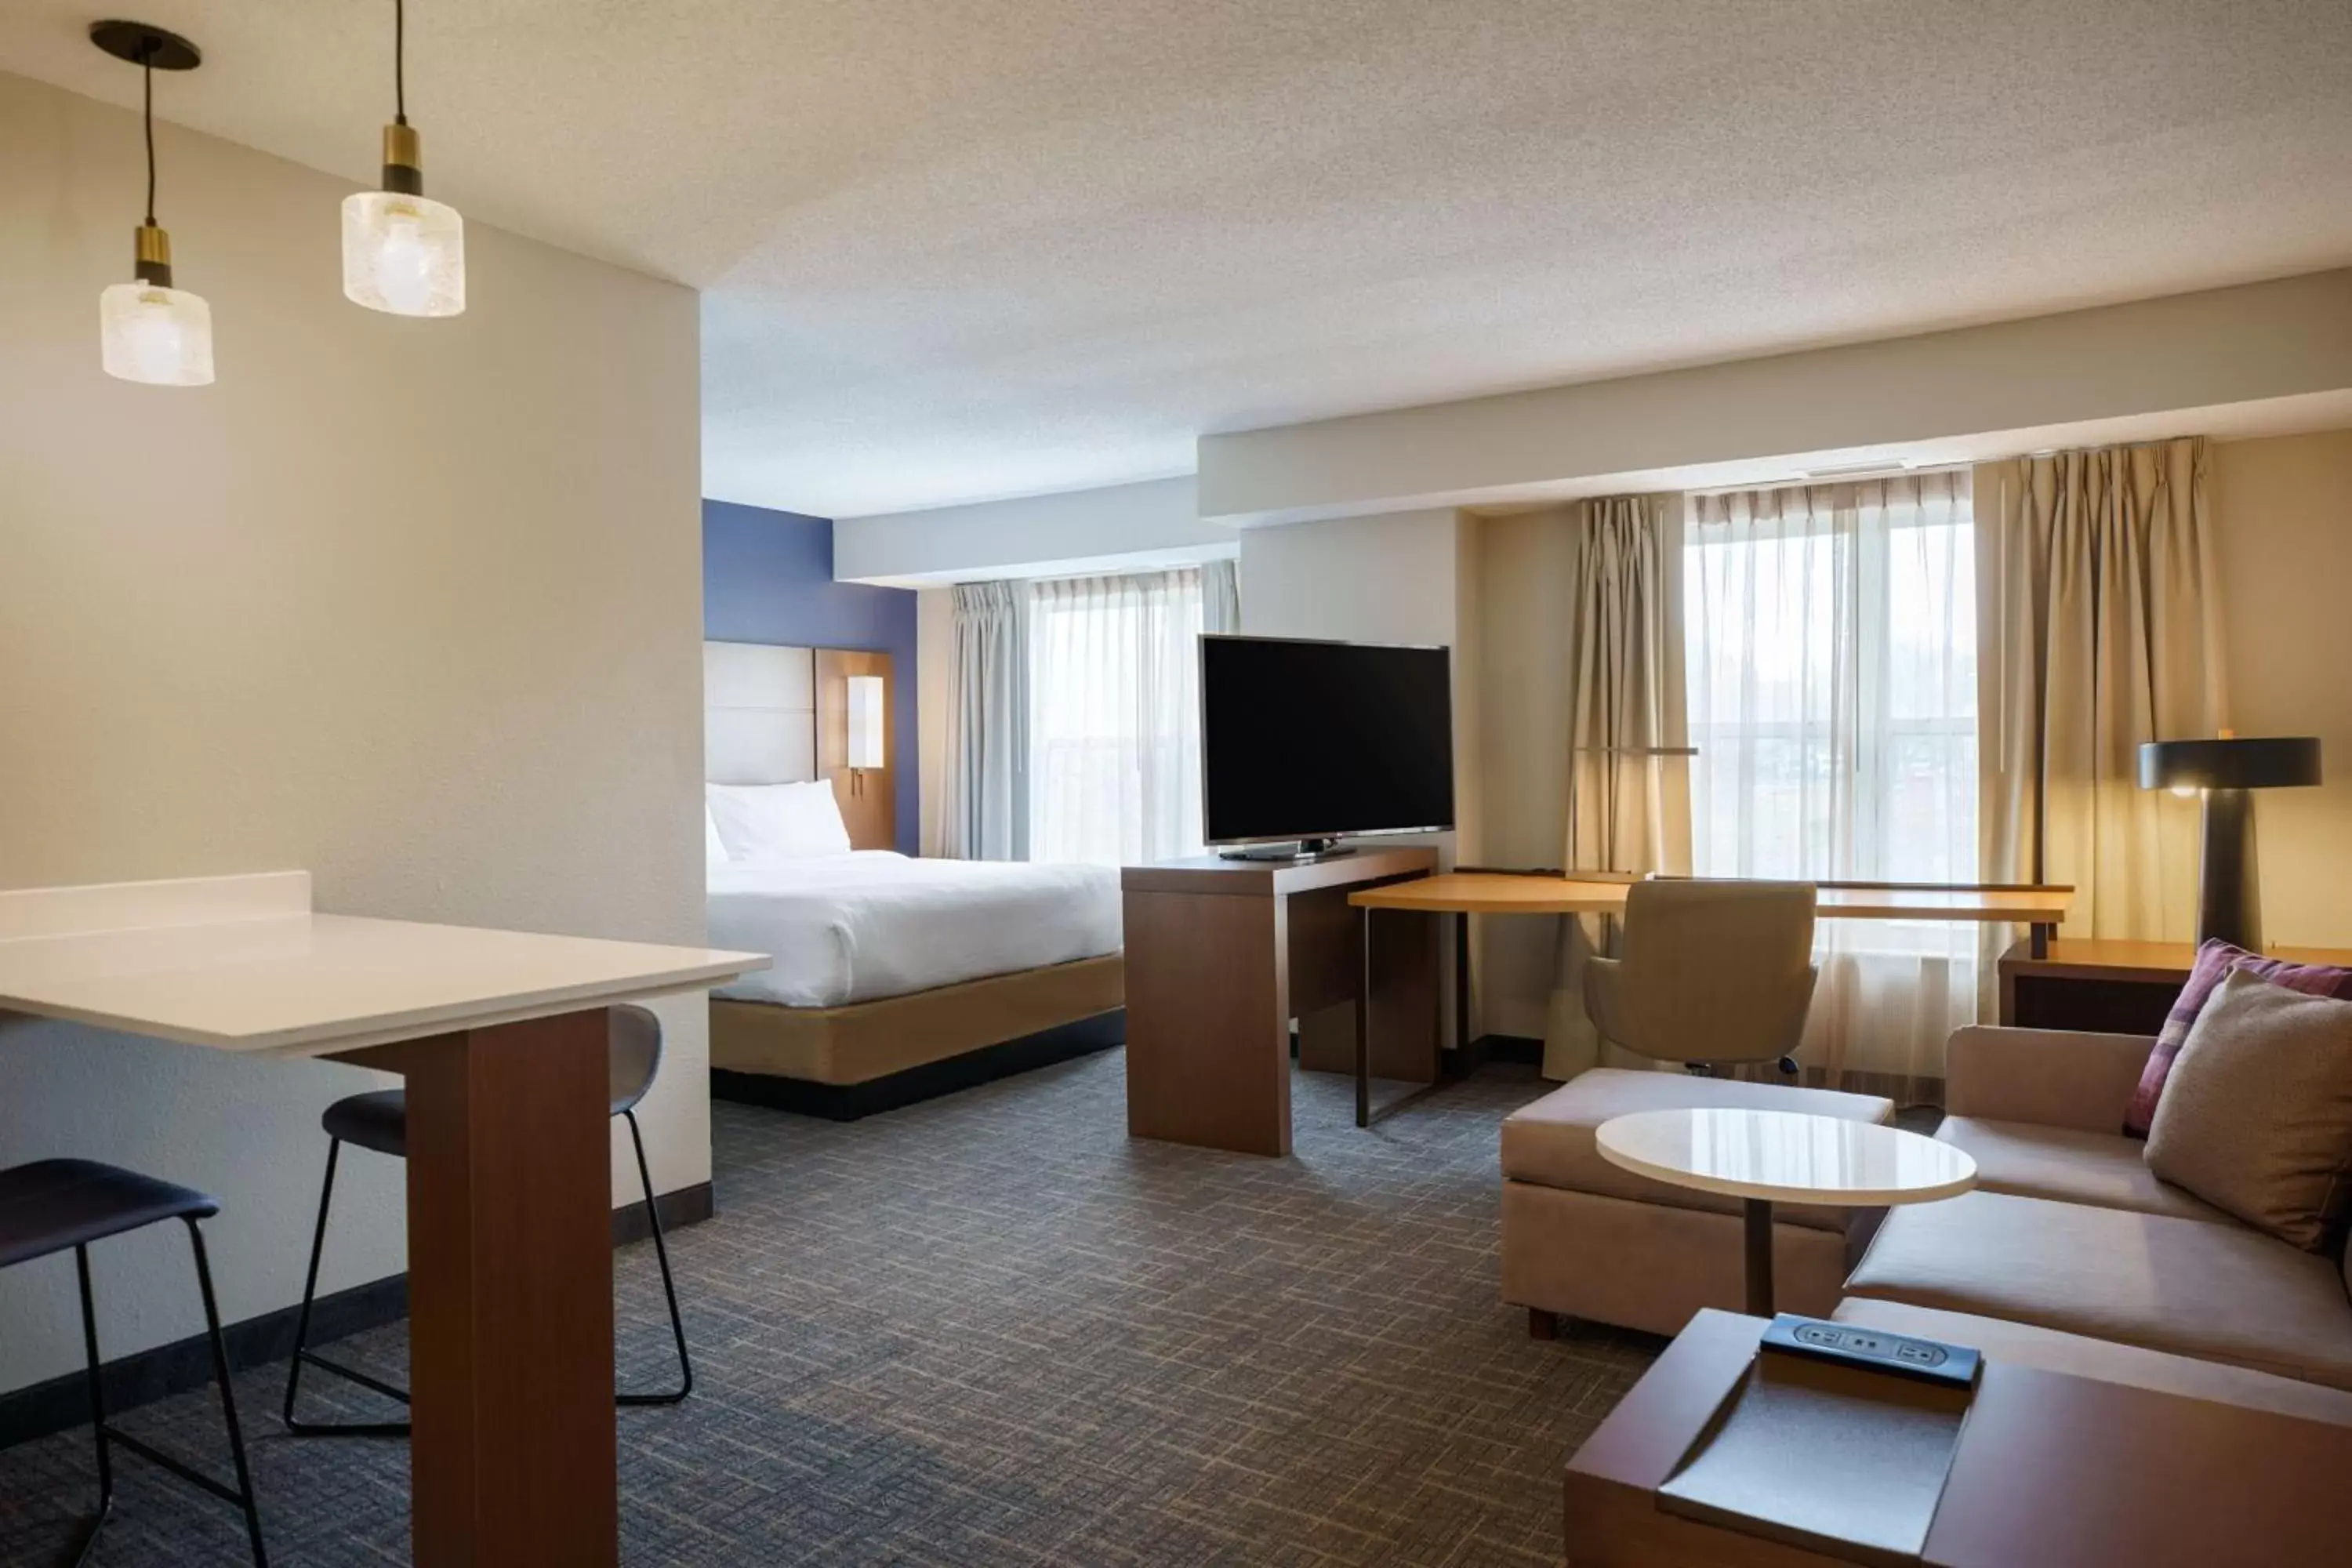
[0, 1158, 220, 1269]
[0, 1157, 267, 1564]
[285, 1003, 691, 1436]
[320, 1042, 659, 1157]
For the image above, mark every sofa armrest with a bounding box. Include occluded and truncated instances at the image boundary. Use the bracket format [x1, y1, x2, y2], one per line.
[1942, 1026, 2157, 1134]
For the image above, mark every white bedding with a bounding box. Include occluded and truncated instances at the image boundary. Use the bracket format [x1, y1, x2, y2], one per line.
[706, 852, 1122, 1009]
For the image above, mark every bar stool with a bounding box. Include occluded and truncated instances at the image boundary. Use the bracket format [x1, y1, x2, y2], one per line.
[281, 1004, 691, 1436]
[0, 1158, 268, 1566]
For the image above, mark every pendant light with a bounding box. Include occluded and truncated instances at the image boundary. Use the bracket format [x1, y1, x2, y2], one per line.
[343, 0, 465, 317]
[91, 21, 213, 387]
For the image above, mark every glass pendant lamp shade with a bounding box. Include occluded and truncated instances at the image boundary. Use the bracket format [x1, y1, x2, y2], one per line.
[89, 23, 211, 386]
[100, 277, 214, 385]
[342, 188, 465, 316]
[345, 2, 466, 319]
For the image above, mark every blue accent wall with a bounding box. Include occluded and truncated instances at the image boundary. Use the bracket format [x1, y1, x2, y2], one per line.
[703, 500, 921, 854]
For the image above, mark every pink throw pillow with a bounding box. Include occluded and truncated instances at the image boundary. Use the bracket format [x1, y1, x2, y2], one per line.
[2124, 941, 2352, 1138]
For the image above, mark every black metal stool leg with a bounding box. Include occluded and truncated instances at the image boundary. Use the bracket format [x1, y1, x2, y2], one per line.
[615, 1109, 693, 1406]
[282, 1139, 411, 1437]
[68, 1244, 114, 1568]
[186, 1220, 269, 1567]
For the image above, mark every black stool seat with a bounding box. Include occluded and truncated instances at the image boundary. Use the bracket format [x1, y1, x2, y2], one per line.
[0, 1158, 220, 1269]
[320, 1090, 411, 1157]
[0, 1157, 267, 1564]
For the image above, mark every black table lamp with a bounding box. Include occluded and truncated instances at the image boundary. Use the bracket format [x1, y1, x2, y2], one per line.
[2138, 735, 2322, 951]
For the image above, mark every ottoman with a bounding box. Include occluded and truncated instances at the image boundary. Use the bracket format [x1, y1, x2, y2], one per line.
[1501, 1069, 1894, 1337]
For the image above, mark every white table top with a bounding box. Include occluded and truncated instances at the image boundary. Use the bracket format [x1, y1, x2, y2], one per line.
[0, 872, 767, 1058]
[1595, 1108, 1977, 1207]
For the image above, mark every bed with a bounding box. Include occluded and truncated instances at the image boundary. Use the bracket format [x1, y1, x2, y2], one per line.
[702, 641, 1125, 1117]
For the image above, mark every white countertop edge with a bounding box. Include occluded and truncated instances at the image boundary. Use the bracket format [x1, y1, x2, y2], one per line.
[7, 969, 760, 1058]
[0, 870, 312, 943]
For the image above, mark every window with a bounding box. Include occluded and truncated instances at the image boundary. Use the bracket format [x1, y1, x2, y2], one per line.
[1684, 473, 1976, 889]
[1682, 471, 1978, 1087]
[1025, 568, 1207, 866]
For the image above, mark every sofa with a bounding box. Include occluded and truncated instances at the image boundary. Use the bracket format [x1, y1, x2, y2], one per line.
[1838, 1024, 2352, 1401]
[1504, 1024, 2352, 1423]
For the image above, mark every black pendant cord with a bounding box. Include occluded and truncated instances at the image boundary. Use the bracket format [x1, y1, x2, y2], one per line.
[142, 47, 156, 225]
[394, 0, 408, 126]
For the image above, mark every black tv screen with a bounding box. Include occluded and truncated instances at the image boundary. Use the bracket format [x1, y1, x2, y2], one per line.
[1200, 635, 1454, 844]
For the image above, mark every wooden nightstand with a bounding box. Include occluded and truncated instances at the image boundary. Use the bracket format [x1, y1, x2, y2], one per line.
[1997, 938, 2352, 1034]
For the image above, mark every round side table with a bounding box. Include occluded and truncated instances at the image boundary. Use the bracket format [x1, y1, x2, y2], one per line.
[1595, 1107, 1976, 1316]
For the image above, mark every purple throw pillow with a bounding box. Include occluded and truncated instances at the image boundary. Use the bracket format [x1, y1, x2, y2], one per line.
[2124, 941, 2352, 1138]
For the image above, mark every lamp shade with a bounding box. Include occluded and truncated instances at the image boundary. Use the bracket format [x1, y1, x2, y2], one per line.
[100, 281, 213, 386]
[342, 191, 466, 317]
[2138, 737, 2321, 792]
[846, 675, 885, 770]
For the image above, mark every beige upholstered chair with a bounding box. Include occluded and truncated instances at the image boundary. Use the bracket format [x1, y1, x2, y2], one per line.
[1583, 879, 1818, 1073]
[1501, 879, 1864, 1337]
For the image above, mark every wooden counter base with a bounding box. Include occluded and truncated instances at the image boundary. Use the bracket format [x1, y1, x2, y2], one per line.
[347, 1011, 619, 1566]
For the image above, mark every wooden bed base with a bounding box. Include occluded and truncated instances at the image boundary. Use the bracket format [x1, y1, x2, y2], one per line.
[709, 953, 1125, 1120]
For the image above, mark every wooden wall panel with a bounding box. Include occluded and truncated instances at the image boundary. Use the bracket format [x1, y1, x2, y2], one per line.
[815, 648, 897, 851]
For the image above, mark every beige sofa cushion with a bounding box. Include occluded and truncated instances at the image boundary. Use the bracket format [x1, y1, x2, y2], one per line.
[2144, 969, 2352, 1251]
[1500, 1069, 1893, 1232]
[1844, 1190, 2352, 1390]
[1936, 1116, 2227, 1223]
[1831, 1299, 2352, 1428]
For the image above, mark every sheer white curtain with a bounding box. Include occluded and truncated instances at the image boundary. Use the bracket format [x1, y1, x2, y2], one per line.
[1202, 557, 1241, 637]
[943, 580, 1029, 860]
[1685, 472, 1976, 1101]
[1027, 568, 1207, 866]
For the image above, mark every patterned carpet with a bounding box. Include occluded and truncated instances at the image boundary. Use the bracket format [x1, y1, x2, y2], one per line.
[0, 1052, 1658, 1566]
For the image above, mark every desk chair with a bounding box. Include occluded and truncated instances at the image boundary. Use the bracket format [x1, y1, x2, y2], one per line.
[281, 1004, 691, 1437]
[0, 1159, 268, 1566]
[1583, 880, 1818, 1074]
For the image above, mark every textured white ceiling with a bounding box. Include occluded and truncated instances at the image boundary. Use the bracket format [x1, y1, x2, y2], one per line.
[7, 2, 2350, 517]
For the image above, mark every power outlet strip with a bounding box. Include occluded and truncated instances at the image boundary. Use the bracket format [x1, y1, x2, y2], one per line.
[1759, 1313, 1981, 1390]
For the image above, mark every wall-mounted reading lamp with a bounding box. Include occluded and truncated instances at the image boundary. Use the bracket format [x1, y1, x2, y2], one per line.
[845, 674, 884, 793]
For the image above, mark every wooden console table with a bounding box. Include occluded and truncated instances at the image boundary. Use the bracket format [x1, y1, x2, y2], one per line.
[0, 872, 767, 1566]
[1122, 848, 1437, 1156]
[1566, 1309, 2352, 1566]
[1998, 938, 2352, 1034]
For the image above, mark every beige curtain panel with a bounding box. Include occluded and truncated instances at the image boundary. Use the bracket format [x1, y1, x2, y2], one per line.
[1976, 437, 2226, 942]
[1544, 493, 1691, 1080]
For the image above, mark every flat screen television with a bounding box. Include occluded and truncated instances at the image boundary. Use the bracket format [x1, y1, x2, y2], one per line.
[1200, 633, 1454, 854]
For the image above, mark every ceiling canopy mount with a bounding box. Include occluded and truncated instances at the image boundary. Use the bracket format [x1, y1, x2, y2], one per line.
[88, 20, 201, 72]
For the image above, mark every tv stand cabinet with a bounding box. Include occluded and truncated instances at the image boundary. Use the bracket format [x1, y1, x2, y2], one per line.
[1122, 848, 1438, 1155]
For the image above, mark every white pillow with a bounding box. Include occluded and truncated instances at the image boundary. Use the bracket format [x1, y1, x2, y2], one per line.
[706, 781, 852, 861]
[705, 804, 731, 866]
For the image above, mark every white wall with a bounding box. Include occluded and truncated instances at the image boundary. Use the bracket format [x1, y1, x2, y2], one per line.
[1199, 270, 2352, 523]
[835, 475, 1235, 586]
[1238, 507, 1483, 1043]
[0, 72, 706, 1394]
[1474, 508, 1580, 1039]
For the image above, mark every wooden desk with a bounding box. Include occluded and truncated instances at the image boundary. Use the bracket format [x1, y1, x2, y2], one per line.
[0, 871, 767, 1566]
[1352, 876, 2075, 1071]
[1122, 848, 1437, 1155]
[1998, 938, 2352, 1033]
[1566, 1309, 2352, 1566]
[1352, 873, 2072, 928]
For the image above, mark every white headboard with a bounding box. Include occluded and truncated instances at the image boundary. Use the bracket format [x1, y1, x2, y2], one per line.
[703, 641, 817, 785]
